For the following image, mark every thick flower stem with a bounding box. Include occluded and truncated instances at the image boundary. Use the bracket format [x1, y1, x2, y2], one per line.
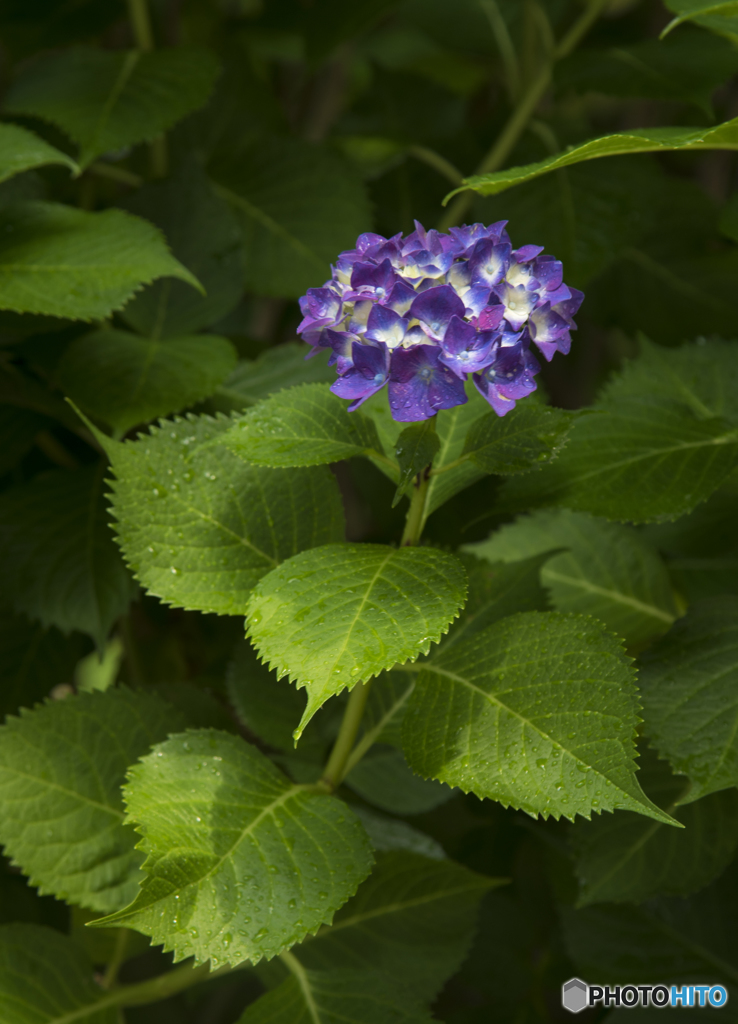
[437, 0, 609, 231]
[400, 468, 431, 546]
[321, 680, 373, 791]
[127, 0, 154, 50]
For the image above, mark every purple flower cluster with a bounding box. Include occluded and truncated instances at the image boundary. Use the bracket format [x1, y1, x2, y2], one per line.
[297, 221, 583, 422]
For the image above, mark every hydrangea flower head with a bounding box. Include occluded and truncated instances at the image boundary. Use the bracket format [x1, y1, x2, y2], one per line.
[298, 221, 583, 422]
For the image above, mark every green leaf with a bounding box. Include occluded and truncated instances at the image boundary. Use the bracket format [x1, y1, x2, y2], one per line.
[237, 968, 434, 1024]
[0, 923, 118, 1024]
[0, 687, 184, 913]
[447, 116, 738, 198]
[219, 383, 387, 468]
[0, 464, 137, 647]
[0, 201, 199, 321]
[0, 123, 77, 184]
[293, 850, 498, 1001]
[245, 544, 468, 738]
[351, 806, 446, 861]
[211, 136, 371, 299]
[346, 746, 453, 815]
[227, 638, 341, 759]
[640, 596, 738, 803]
[0, 610, 88, 720]
[662, 0, 738, 40]
[465, 510, 678, 647]
[94, 729, 373, 968]
[58, 329, 237, 436]
[5, 46, 220, 168]
[211, 345, 334, 414]
[98, 412, 345, 616]
[461, 405, 575, 476]
[571, 746, 738, 907]
[357, 669, 417, 750]
[392, 420, 440, 507]
[497, 398, 738, 523]
[402, 611, 675, 824]
[120, 160, 244, 339]
[423, 384, 491, 519]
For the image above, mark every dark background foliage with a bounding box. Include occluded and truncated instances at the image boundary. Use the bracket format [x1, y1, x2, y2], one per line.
[1, 0, 738, 1021]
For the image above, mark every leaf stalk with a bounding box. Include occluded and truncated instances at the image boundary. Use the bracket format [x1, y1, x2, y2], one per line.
[320, 679, 373, 790]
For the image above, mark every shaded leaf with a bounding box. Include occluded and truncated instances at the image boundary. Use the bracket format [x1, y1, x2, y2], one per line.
[5, 46, 220, 168]
[571, 748, 738, 906]
[0, 923, 117, 1024]
[640, 596, 738, 803]
[97, 412, 345, 617]
[0, 122, 77, 184]
[211, 345, 334, 414]
[211, 137, 371, 299]
[422, 383, 491, 518]
[0, 463, 137, 647]
[449, 116, 738, 198]
[58, 329, 237, 436]
[237, 967, 434, 1024]
[95, 729, 373, 968]
[461, 405, 575, 476]
[245, 544, 467, 737]
[219, 383, 387, 468]
[0, 201, 199, 321]
[497, 398, 738, 523]
[0, 405, 48, 475]
[345, 745, 453, 815]
[466, 510, 678, 647]
[393, 420, 440, 507]
[120, 160, 244, 338]
[351, 806, 445, 861]
[403, 611, 674, 823]
[293, 850, 498, 1001]
[0, 610, 88, 720]
[0, 687, 184, 913]
[662, 0, 738, 40]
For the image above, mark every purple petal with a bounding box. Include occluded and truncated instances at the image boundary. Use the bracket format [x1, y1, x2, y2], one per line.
[473, 338, 540, 415]
[324, 329, 359, 373]
[331, 341, 390, 410]
[493, 281, 539, 330]
[529, 303, 571, 361]
[409, 285, 466, 341]
[386, 279, 417, 315]
[554, 287, 585, 321]
[439, 316, 497, 378]
[347, 258, 397, 301]
[474, 304, 505, 331]
[297, 286, 342, 333]
[468, 239, 512, 288]
[365, 304, 409, 348]
[388, 345, 467, 421]
[513, 244, 544, 263]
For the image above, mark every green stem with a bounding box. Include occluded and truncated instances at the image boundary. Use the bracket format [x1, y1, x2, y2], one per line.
[407, 145, 464, 186]
[321, 680, 373, 790]
[89, 162, 143, 188]
[35, 430, 80, 470]
[52, 961, 218, 1023]
[101, 929, 131, 990]
[127, 0, 154, 50]
[400, 468, 431, 546]
[437, 0, 608, 231]
[480, 0, 520, 102]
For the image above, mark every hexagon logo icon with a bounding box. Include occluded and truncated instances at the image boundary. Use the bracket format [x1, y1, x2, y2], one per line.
[562, 978, 588, 1013]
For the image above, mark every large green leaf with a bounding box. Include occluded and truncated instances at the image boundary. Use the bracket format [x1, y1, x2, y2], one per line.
[99, 412, 345, 617]
[59, 329, 237, 437]
[245, 544, 468, 737]
[0, 464, 137, 647]
[402, 611, 674, 823]
[0, 687, 183, 913]
[460, 405, 575, 476]
[292, 851, 498, 1001]
[497, 397, 738, 523]
[447, 117, 738, 198]
[211, 345, 334, 413]
[94, 729, 373, 968]
[465, 510, 678, 646]
[0, 201, 199, 321]
[219, 383, 388, 468]
[570, 748, 738, 907]
[211, 136, 371, 299]
[639, 597, 738, 803]
[0, 610, 87, 720]
[5, 46, 220, 168]
[0, 122, 77, 184]
[237, 968, 434, 1024]
[0, 923, 118, 1024]
[120, 160, 244, 338]
[662, 1, 738, 40]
